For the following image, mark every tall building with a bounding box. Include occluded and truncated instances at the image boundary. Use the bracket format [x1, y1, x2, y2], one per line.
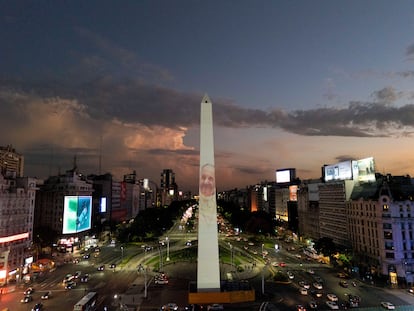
[160, 169, 178, 206]
[318, 180, 355, 248]
[35, 165, 94, 248]
[0, 145, 24, 178]
[0, 175, 37, 285]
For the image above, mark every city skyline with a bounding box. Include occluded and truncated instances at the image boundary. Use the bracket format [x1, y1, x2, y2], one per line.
[1, 1, 414, 192]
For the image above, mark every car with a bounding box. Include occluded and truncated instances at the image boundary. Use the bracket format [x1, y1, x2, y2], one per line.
[309, 301, 317, 309]
[381, 302, 395, 310]
[313, 282, 323, 290]
[21, 295, 33, 303]
[339, 280, 349, 287]
[326, 301, 339, 310]
[83, 254, 90, 259]
[296, 305, 306, 311]
[307, 269, 315, 274]
[74, 271, 82, 278]
[299, 287, 308, 295]
[65, 281, 76, 290]
[31, 303, 43, 311]
[287, 271, 294, 279]
[97, 265, 105, 271]
[278, 262, 286, 267]
[80, 274, 89, 283]
[41, 291, 52, 299]
[155, 277, 169, 284]
[73, 258, 80, 263]
[207, 304, 224, 311]
[298, 281, 310, 289]
[160, 302, 179, 310]
[24, 287, 34, 295]
[327, 293, 338, 301]
[110, 263, 117, 269]
[311, 290, 323, 298]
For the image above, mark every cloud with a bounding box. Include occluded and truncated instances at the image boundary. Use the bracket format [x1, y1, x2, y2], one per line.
[406, 42, 414, 60]
[371, 86, 401, 103]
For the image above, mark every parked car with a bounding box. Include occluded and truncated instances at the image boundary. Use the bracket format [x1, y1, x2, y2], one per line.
[339, 280, 349, 287]
[24, 287, 34, 295]
[97, 265, 105, 271]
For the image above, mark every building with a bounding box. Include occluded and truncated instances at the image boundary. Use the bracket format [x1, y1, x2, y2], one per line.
[0, 175, 37, 285]
[160, 169, 178, 206]
[34, 166, 94, 250]
[0, 145, 24, 178]
[348, 174, 414, 285]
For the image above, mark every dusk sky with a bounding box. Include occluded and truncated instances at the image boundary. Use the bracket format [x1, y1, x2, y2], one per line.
[1, 1, 414, 193]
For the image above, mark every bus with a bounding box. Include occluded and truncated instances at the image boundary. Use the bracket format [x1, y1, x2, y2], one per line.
[73, 291, 98, 311]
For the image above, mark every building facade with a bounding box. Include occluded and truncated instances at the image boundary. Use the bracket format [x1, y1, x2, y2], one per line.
[0, 175, 37, 285]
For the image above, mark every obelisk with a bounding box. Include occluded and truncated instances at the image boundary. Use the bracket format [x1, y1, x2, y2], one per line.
[197, 94, 221, 291]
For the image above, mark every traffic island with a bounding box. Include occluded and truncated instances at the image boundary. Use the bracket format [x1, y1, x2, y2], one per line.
[188, 280, 255, 304]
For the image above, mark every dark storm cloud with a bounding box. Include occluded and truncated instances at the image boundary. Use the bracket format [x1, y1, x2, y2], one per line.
[2, 76, 414, 138]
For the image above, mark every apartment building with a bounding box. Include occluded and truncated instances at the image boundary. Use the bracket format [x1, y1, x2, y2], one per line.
[0, 175, 37, 285]
[348, 174, 414, 285]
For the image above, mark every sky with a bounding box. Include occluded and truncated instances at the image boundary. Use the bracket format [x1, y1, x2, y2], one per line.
[1, 0, 414, 193]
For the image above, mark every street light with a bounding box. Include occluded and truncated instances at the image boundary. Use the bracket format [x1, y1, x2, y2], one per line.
[120, 246, 124, 261]
[166, 236, 170, 261]
[262, 243, 264, 258]
[228, 243, 234, 270]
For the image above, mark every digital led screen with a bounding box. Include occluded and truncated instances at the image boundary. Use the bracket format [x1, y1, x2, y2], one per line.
[353, 157, 376, 183]
[276, 169, 291, 183]
[63, 196, 92, 234]
[100, 197, 107, 213]
[324, 160, 353, 182]
[289, 185, 298, 201]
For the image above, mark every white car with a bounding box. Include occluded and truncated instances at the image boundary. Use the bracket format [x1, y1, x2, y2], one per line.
[326, 301, 339, 310]
[327, 293, 338, 301]
[299, 287, 308, 295]
[381, 302, 395, 310]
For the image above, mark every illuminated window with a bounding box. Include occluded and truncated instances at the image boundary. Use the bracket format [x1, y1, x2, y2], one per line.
[383, 204, 389, 211]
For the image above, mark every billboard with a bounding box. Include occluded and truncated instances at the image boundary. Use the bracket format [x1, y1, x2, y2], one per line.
[63, 196, 92, 234]
[276, 168, 296, 183]
[324, 161, 353, 182]
[353, 157, 376, 183]
[289, 185, 298, 201]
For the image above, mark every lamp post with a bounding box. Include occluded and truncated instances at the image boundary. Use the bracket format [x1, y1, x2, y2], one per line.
[120, 246, 124, 262]
[166, 237, 170, 262]
[262, 243, 265, 258]
[228, 243, 234, 270]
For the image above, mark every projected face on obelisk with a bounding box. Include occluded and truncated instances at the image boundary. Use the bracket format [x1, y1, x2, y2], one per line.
[199, 163, 217, 226]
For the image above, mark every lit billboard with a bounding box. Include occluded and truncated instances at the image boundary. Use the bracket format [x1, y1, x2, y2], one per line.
[63, 196, 92, 234]
[324, 161, 353, 182]
[353, 157, 376, 183]
[276, 168, 296, 183]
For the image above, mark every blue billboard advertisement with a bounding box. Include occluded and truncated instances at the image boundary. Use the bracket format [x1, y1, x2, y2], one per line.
[63, 196, 92, 234]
